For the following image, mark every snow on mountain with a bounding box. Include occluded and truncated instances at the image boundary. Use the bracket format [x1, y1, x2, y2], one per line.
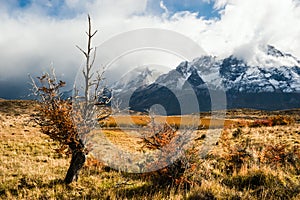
[238, 44, 300, 68]
[125, 45, 300, 113]
[111, 45, 300, 95]
[112, 66, 163, 93]
[154, 45, 300, 93]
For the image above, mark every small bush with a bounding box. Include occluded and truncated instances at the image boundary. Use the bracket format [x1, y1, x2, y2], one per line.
[249, 119, 272, 127]
[260, 143, 300, 170]
[141, 123, 177, 150]
[270, 115, 294, 126]
[140, 126, 200, 189]
[107, 121, 118, 128]
[249, 115, 294, 127]
[144, 148, 200, 190]
[235, 120, 249, 128]
[260, 143, 288, 165]
[220, 141, 252, 174]
[32, 74, 80, 155]
[232, 128, 243, 138]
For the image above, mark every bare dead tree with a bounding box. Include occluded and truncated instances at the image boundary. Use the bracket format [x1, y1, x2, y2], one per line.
[76, 15, 98, 104]
[31, 15, 112, 184]
[65, 15, 111, 184]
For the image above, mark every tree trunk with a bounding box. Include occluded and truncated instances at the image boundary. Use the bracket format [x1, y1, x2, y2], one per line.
[64, 141, 86, 184]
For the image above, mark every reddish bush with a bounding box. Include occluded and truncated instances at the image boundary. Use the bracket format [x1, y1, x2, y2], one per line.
[141, 123, 177, 150]
[249, 115, 294, 127]
[270, 115, 294, 126]
[250, 119, 273, 127]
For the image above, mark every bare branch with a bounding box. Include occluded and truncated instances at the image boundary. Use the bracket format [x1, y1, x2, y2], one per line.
[91, 47, 97, 67]
[76, 45, 88, 58]
[82, 70, 87, 78]
[91, 30, 98, 38]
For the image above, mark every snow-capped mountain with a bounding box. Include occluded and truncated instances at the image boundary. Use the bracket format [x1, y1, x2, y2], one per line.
[154, 45, 300, 93]
[112, 66, 163, 93]
[247, 45, 300, 68]
[113, 45, 300, 114]
[110, 66, 165, 109]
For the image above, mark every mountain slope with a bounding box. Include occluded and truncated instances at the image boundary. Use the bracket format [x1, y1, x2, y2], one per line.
[113, 45, 300, 114]
[111, 66, 165, 109]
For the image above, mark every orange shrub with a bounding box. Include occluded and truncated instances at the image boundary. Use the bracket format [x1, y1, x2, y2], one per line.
[250, 119, 273, 127]
[270, 115, 294, 126]
[249, 115, 294, 127]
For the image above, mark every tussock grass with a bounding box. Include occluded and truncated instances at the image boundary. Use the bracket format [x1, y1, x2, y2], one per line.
[1, 100, 300, 199]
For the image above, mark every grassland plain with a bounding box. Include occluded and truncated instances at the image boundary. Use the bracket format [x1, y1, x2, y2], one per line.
[0, 99, 300, 199]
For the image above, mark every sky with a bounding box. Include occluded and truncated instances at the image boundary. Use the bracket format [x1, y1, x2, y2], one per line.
[0, 0, 300, 99]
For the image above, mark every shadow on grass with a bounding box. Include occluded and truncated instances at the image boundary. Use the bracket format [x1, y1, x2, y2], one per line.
[17, 177, 64, 190]
[0, 178, 65, 198]
[222, 171, 300, 199]
[114, 183, 158, 199]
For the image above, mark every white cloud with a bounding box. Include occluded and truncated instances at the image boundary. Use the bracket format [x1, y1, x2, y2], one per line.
[0, 0, 300, 98]
[200, 0, 300, 59]
[213, 0, 229, 9]
[159, 1, 169, 15]
[203, 0, 228, 9]
[65, 0, 81, 8]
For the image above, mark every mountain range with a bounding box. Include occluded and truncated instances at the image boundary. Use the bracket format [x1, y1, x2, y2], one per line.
[111, 45, 300, 114]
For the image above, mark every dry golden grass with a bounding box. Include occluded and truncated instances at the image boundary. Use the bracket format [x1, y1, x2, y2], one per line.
[101, 115, 240, 129]
[1, 100, 300, 199]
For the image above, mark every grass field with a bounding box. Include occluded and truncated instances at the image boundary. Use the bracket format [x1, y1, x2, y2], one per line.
[1, 100, 300, 199]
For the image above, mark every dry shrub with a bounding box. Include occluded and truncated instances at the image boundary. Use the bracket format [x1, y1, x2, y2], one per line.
[260, 143, 288, 165]
[249, 115, 294, 128]
[250, 119, 273, 127]
[85, 155, 104, 168]
[141, 123, 177, 150]
[138, 122, 199, 189]
[30, 71, 99, 183]
[232, 127, 243, 138]
[32, 73, 83, 154]
[143, 147, 199, 190]
[235, 119, 249, 128]
[260, 143, 300, 170]
[270, 115, 294, 126]
[218, 130, 252, 174]
[223, 145, 252, 174]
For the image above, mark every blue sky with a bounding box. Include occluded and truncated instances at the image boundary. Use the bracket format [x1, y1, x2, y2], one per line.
[14, 0, 219, 19]
[146, 0, 220, 19]
[18, 0, 30, 8]
[15, 0, 78, 18]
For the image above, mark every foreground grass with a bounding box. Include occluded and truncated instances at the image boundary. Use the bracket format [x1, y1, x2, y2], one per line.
[1, 100, 300, 199]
